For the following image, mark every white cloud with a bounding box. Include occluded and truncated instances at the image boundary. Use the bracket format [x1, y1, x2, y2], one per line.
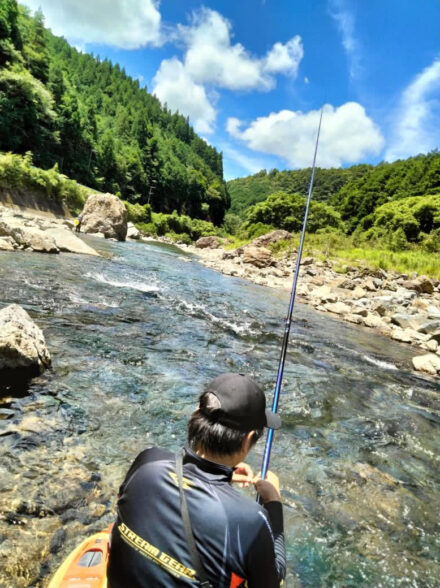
[152, 58, 217, 134]
[152, 8, 304, 133]
[263, 37, 304, 75]
[179, 8, 303, 91]
[21, 0, 162, 49]
[329, 0, 362, 79]
[221, 143, 272, 178]
[386, 58, 440, 161]
[227, 102, 384, 168]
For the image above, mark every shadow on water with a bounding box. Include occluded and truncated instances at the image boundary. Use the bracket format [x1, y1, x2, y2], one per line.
[1, 241, 440, 587]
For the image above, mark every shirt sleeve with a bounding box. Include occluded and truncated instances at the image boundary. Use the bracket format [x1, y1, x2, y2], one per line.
[245, 501, 286, 587]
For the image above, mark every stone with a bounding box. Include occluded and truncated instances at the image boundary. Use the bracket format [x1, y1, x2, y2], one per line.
[81, 193, 128, 241]
[352, 306, 368, 317]
[345, 314, 364, 324]
[0, 304, 51, 375]
[427, 305, 440, 318]
[324, 301, 351, 315]
[242, 246, 273, 268]
[427, 331, 440, 343]
[0, 236, 15, 251]
[301, 257, 314, 266]
[391, 329, 412, 344]
[311, 285, 338, 303]
[363, 278, 377, 292]
[10, 226, 59, 253]
[401, 275, 434, 294]
[364, 313, 385, 329]
[424, 339, 439, 352]
[251, 229, 293, 247]
[417, 320, 440, 335]
[412, 353, 440, 375]
[195, 236, 220, 249]
[391, 313, 427, 330]
[371, 297, 395, 317]
[44, 228, 99, 256]
[352, 286, 367, 300]
[126, 222, 141, 240]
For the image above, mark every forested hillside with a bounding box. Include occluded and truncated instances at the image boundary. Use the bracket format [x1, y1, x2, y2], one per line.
[228, 154, 440, 222]
[0, 1, 229, 224]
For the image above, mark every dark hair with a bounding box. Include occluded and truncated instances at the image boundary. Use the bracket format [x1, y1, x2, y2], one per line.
[187, 392, 263, 456]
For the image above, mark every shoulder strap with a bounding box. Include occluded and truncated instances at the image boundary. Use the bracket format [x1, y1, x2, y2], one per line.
[176, 452, 213, 588]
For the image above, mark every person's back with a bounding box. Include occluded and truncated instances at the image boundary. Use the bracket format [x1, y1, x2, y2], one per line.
[107, 374, 286, 587]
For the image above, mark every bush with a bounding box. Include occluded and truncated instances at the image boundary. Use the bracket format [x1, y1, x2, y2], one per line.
[246, 191, 344, 233]
[124, 201, 152, 224]
[245, 222, 276, 239]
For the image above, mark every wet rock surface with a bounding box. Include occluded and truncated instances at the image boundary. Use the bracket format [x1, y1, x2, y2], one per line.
[0, 304, 51, 376]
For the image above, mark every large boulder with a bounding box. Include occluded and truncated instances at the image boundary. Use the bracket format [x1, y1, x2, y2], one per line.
[0, 236, 16, 251]
[252, 230, 293, 247]
[44, 228, 100, 256]
[242, 246, 273, 268]
[81, 193, 128, 241]
[195, 236, 220, 249]
[0, 304, 51, 376]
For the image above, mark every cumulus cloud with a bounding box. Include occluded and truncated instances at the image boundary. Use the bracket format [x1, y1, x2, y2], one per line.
[227, 103, 384, 168]
[152, 8, 304, 132]
[179, 8, 303, 90]
[152, 58, 217, 134]
[21, 0, 162, 49]
[386, 58, 440, 161]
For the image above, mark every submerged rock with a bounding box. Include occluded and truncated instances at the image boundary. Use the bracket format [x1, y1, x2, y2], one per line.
[81, 193, 128, 241]
[0, 304, 51, 376]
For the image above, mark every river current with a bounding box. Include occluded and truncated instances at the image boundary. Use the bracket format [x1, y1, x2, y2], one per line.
[1, 237, 439, 587]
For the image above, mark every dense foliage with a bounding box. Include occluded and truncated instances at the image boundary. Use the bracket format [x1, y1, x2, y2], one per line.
[246, 191, 345, 233]
[0, 2, 229, 223]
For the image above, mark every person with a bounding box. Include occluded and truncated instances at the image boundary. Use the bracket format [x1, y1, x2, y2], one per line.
[107, 373, 286, 587]
[74, 213, 82, 233]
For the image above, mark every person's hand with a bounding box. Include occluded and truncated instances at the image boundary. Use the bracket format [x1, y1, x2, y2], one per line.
[253, 470, 281, 503]
[231, 462, 254, 488]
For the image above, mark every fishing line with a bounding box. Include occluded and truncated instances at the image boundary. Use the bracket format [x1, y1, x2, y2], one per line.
[258, 106, 324, 498]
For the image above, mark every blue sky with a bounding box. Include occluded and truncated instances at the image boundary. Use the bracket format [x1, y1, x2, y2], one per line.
[22, 0, 440, 180]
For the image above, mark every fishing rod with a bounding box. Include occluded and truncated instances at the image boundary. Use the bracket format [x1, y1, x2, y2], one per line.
[258, 107, 324, 496]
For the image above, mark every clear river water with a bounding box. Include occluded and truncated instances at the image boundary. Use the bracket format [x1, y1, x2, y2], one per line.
[0, 237, 439, 587]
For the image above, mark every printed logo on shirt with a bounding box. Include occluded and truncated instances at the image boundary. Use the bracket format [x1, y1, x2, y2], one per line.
[118, 522, 197, 581]
[169, 470, 195, 490]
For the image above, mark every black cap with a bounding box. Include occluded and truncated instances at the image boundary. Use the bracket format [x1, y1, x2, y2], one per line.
[203, 373, 281, 432]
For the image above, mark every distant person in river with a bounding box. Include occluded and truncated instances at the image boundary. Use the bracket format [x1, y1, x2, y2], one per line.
[107, 373, 286, 588]
[74, 213, 82, 233]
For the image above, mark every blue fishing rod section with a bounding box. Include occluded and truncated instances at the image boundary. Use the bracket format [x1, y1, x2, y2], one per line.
[260, 107, 324, 486]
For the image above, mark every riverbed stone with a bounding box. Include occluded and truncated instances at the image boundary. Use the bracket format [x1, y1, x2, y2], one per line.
[417, 319, 440, 335]
[412, 353, 440, 375]
[44, 228, 99, 256]
[402, 275, 434, 294]
[324, 301, 351, 315]
[242, 246, 273, 268]
[126, 222, 141, 240]
[0, 236, 15, 251]
[251, 229, 293, 247]
[0, 304, 51, 375]
[391, 313, 427, 330]
[81, 193, 128, 241]
[195, 236, 220, 249]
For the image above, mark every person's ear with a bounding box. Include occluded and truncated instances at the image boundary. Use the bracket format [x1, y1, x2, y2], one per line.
[242, 430, 255, 454]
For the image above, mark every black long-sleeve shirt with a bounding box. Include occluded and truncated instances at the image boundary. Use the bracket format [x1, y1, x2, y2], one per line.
[107, 446, 286, 587]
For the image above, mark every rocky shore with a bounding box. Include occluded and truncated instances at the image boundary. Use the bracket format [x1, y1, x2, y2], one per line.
[181, 231, 440, 377]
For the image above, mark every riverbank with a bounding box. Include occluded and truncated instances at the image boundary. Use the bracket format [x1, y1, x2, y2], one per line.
[177, 236, 440, 376]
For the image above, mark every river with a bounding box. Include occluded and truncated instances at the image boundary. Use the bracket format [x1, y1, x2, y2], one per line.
[1, 237, 439, 587]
